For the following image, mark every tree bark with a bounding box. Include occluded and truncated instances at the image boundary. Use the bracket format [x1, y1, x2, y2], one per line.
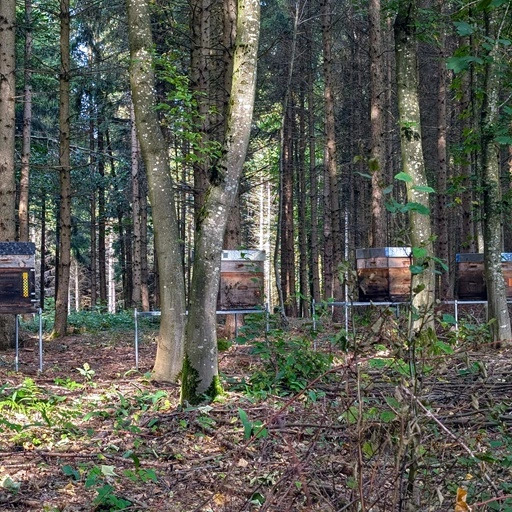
[127, 0, 187, 382]
[53, 0, 72, 338]
[0, 0, 17, 349]
[394, 0, 435, 335]
[182, 0, 260, 403]
[369, 0, 387, 247]
[481, 7, 512, 344]
[321, 0, 343, 305]
[19, 0, 33, 243]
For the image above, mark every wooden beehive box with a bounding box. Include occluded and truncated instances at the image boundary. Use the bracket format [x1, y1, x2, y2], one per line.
[356, 247, 412, 302]
[457, 253, 512, 300]
[218, 250, 265, 310]
[0, 242, 37, 314]
[502, 254, 512, 298]
[456, 253, 486, 300]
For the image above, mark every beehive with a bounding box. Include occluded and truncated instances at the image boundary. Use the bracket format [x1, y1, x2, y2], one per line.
[356, 247, 412, 302]
[457, 253, 512, 300]
[218, 250, 265, 310]
[0, 242, 37, 313]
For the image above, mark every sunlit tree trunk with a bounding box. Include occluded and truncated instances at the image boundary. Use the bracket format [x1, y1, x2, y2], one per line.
[97, 127, 107, 307]
[436, 20, 451, 300]
[19, 0, 33, 242]
[53, 0, 72, 338]
[369, 0, 387, 247]
[394, 0, 435, 334]
[481, 7, 511, 344]
[127, 0, 187, 382]
[0, 0, 17, 349]
[182, 0, 260, 403]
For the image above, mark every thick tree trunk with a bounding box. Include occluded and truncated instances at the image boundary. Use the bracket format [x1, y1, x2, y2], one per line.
[182, 0, 260, 404]
[394, 0, 435, 335]
[436, 25, 451, 300]
[53, 0, 72, 338]
[369, 0, 387, 247]
[321, 0, 343, 305]
[0, 0, 17, 349]
[481, 9, 511, 344]
[127, 0, 187, 382]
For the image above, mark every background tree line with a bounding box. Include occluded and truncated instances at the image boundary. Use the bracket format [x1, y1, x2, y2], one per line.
[1, 0, 512, 351]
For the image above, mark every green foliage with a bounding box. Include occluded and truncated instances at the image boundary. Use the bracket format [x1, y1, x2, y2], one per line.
[22, 308, 136, 334]
[238, 408, 268, 439]
[239, 330, 333, 396]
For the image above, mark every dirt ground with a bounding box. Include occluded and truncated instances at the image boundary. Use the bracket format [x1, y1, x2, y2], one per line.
[0, 320, 511, 512]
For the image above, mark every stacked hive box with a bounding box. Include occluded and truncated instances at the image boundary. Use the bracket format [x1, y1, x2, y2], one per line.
[0, 242, 37, 313]
[356, 247, 412, 302]
[456, 253, 512, 300]
[218, 250, 265, 310]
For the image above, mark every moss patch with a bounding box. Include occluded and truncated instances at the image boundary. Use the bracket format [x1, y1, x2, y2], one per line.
[180, 356, 224, 405]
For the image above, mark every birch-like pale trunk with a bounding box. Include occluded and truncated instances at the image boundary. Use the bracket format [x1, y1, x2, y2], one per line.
[394, 0, 435, 335]
[126, 0, 187, 381]
[182, 0, 260, 403]
[481, 8, 512, 344]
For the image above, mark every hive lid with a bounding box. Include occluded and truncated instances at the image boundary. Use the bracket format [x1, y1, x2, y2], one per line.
[456, 253, 512, 263]
[221, 250, 265, 261]
[356, 247, 411, 259]
[0, 242, 36, 255]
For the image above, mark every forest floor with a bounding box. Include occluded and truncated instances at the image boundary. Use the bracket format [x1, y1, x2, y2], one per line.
[0, 310, 512, 512]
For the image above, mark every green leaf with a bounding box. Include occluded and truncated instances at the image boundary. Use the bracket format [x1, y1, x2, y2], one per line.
[382, 184, 394, 195]
[412, 246, 427, 259]
[404, 202, 430, 215]
[453, 21, 474, 36]
[412, 185, 436, 194]
[368, 158, 380, 172]
[447, 56, 484, 73]
[442, 313, 456, 325]
[495, 135, 512, 145]
[394, 172, 412, 182]
[355, 171, 373, 179]
[410, 265, 426, 275]
[62, 465, 80, 481]
[101, 465, 118, 477]
[238, 408, 253, 439]
[380, 410, 397, 423]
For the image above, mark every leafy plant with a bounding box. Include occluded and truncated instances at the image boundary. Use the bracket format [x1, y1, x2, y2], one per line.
[241, 331, 333, 396]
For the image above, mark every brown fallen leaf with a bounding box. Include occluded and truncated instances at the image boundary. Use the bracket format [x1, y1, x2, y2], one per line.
[455, 487, 472, 512]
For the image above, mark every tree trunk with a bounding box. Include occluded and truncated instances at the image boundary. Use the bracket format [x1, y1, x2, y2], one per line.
[436, 20, 451, 300]
[321, 0, 343, 305]
[182, 0, 260, 404]
[0, 0, 17, 349]
[281, 100, 297, 317]
[481, 8, 511, 344]
[369, 0, 387, 248]
[19, 0, 33, 243]
[127, 0, 187, 382]
[394, 0, 435, 335]
[130, 103, 142, 309]
[97, 127, 107, 307]
[53, 0, 72, 338]
[90, 118, 97, 308]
